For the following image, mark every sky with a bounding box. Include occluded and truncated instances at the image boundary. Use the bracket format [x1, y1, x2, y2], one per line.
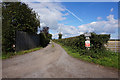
[22, 1, 119, 39]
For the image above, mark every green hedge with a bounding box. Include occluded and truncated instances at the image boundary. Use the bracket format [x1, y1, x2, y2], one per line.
[39, 33, 50, 47]
[90, 33, 110, 50]
[54, 33, 110, 58]
[54, 33, 119, 69]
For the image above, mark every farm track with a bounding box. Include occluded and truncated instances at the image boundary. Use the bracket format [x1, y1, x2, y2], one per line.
[2, 42, 118, 78]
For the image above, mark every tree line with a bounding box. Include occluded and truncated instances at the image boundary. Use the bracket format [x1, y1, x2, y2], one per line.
[2, 2, 52, 53]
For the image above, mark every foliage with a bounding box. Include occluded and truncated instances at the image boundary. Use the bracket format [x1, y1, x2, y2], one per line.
[40, 27, 49, 36]
[57, 42, 119, 69]
[58, 33, 62, 39]
[39, 32, 50, 47]
[54, 33, 117, 68]
[90, 32, 110, 50]
[39, 26, 51, 47]
[48, 34, 52, 40]
[2, 2, 40, 53]
[54, 33, 119, 69]
[54, 33, 110, 56]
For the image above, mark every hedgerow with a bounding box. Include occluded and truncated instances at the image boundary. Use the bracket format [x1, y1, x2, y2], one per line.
[54, 33, 119, 69]
[54, 32, 110, 58]
[39, 33, 50, 47]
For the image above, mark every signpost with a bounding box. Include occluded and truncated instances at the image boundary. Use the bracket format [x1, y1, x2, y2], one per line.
[85, 33, 91, 37]
[84, 33, 91, 50]
[85, 41, 90, 47]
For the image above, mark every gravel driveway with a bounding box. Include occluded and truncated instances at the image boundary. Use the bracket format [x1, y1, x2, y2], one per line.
[2, 42, 118, 78]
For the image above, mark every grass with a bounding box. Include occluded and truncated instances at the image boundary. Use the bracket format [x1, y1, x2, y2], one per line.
[1, 47, 42, 59]
[52, 43, 54, 48]
[56, 42, 119, 70]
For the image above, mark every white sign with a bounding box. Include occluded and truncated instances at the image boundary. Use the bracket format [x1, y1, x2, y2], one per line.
[85, 33, 91, 37]
[85, 41, 90, 47]
[86, 37, 90, 40]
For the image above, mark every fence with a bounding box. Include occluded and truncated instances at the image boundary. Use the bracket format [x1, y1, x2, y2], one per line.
[16, 31, 40, 52]
[105, 40, 120, 52]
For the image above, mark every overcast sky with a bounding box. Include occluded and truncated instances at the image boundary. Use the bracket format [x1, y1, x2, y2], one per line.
[22, 1, 119, 39]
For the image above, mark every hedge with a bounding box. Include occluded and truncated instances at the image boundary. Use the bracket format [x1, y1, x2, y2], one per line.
[54, 32, 110, 58]
[39, 33, 50, 47]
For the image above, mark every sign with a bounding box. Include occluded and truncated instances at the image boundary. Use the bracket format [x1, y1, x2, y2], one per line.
[84, 33, 91, 37]
[86, 37, 90, 40]
[85, 41, 90, 47]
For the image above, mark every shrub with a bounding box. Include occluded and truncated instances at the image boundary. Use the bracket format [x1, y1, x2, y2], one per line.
[39, 33, 50, 47]
[58, 33, 62, 39]
[54, 32, 110, 59]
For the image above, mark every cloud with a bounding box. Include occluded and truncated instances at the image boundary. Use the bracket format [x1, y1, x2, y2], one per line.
[60, 24, 78, 35]
[24, 2, 83, 39]
[52, 33, 58, 39]
[47, 14, 118, 39]
[107, 14, 115, 22]
[25, 2, 66, 30]
[23, 2, 118, 39]
[110, 8, 114, 12]
[52, 23, 80, 39]
[78, 14, 118, 34]
[65, 13, 69, 16]
[97, 17, 102, 20]
[21, 0, 61, 2]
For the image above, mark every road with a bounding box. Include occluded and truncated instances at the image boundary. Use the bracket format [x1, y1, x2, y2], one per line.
[2, 42, 118, 78]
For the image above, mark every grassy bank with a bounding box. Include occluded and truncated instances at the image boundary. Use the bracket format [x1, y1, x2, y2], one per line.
[1, 47, 42, 59]
[57, 42, 119, 69]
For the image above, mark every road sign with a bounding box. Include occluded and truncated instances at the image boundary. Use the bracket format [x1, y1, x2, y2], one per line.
[85, 41, 90, 47]
[84, 33, 91, 37]
[86, 37, 90, 40]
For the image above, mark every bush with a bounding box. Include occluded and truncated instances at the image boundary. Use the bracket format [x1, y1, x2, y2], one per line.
[90, 33, 110, 50]
[58, 33, 62, 39]
[54, 32, 110, 59]
[2, 2, 40, 53]
[39, 33, 50, 47]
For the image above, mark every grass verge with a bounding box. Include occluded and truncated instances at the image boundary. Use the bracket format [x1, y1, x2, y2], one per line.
[56, 42, 119, 70]
[1, 47, 42, 59]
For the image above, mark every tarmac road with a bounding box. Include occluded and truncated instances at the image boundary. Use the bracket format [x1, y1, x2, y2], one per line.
[2, 42, 118, 78]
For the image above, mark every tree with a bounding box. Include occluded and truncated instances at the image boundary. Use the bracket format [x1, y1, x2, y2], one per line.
[39, 26, 51, 47]
[58, 33, 62, 39]
[40, 26, 49, 36]
[48, 34, 52, 40]
[39, 32, 49, 47]
[2, 2, 40, 53]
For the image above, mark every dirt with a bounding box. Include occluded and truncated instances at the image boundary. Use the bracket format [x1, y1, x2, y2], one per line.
[2, 42, 118, 78]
